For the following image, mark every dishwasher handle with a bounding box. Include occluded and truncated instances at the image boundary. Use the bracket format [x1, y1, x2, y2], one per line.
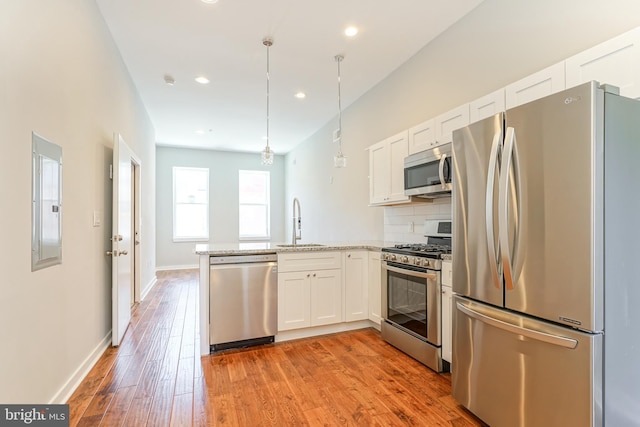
[209, 253, 277, 265]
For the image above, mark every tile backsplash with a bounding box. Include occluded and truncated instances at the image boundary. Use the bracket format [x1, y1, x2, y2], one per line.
[384, 198, 452, 243]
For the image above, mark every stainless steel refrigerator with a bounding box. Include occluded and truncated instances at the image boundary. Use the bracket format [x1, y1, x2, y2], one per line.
[451, 81, 640, 427]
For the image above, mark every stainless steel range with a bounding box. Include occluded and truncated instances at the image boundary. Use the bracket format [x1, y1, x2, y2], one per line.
[381, 220, 451, 372]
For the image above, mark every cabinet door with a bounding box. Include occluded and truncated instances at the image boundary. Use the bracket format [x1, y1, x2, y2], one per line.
[278, 272, 310, 331]
[368, 252, 382, 325]
[435, 104, 470, 145]
[369, 140, 391, 205]
[470, 89, 505, 124]
[310, 269, 343, 326]
[408, 119, 436, 154]
[506, 62, 565, 109]
[344, 251, 369, 322]
[566, 27, 640, 99]
[441, 260, 452, 287]
[387, 131, 409, 203]
[442, 285, 453, 364]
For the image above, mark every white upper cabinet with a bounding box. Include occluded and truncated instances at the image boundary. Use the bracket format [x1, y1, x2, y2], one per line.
[506, 62, 566, 109]
[470, 89, 506, 124]
[566, 27, 640, 99]
[368, 130, 410, 206]
[408, 118, 436, 154]
[434, 104, 470, 145]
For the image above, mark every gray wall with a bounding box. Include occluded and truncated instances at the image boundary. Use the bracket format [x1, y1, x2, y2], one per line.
[0, 1, 156, 403]
[285, 0, 640, 243]
[156, 147, 286, 268]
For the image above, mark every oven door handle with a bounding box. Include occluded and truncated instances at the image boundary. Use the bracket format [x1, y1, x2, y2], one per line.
[383, 263, 437, 281]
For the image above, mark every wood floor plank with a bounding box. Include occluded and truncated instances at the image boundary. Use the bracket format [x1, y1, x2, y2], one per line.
[67, 269, 486, 427]
[170, 393, 194, 427]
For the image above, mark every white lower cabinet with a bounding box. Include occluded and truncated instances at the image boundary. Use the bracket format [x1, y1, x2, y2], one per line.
[368, 251, 382, 325]
[278, 271, 311, 330]
[441, 285, 453, 364]
[441, 260, 453, 364]
[277, 251, 343, 332]
[310, 269, 343, 326]
[344, 251, 369, 322]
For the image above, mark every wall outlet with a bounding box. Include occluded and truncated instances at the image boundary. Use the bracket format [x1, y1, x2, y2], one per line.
[408, 221, 414, 233]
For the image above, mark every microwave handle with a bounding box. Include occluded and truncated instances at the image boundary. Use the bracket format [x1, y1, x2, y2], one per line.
[438, 154, 447, 189]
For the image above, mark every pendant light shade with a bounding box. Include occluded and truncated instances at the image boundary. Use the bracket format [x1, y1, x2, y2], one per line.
[334, 54, 347, 168]
[261, 37, 274, 165]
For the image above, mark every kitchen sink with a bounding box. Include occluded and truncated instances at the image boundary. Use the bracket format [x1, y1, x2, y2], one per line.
[276, 243, 325, 248]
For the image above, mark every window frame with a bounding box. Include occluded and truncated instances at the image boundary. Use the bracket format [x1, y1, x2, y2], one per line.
[172, 166, 210, 242]
[238, 170, 271, 240]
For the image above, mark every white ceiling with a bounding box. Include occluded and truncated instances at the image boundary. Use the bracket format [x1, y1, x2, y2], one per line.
[96, 0, 483, 154]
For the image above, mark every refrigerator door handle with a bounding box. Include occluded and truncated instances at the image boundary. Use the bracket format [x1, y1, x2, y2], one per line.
[438, 153, 447, 189]
[485, 131, 502, 289]
[456, 302, 578, 349]
[498, 127, 523, 290]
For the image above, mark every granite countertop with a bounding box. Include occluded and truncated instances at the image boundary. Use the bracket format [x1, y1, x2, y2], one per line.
[195, 240, 390, 256]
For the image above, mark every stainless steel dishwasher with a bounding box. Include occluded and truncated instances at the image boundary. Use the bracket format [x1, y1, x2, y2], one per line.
[209, 253, 277, 351]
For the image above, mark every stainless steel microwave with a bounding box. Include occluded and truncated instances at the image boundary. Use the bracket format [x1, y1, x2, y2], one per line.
[404, 143, 452, 198]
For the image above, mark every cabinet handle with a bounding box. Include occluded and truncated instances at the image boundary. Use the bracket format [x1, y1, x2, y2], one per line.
[307, 273, 310, 277]
[313, 273, 316, 277]
[347, 254, 351, 258]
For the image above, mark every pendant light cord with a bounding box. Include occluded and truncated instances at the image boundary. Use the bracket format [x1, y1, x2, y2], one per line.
[335, 55, 344, 154]
[264, 38, 272, 150]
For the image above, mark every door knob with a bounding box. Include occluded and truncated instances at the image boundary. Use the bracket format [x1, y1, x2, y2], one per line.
[120, 250, 128, 256]
[106, 250, 117, 257]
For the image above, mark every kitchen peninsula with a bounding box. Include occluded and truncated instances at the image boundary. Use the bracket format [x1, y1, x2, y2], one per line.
[196, 242, 386, 356]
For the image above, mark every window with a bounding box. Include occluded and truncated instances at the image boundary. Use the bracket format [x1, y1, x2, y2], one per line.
[239, 170, 270, 239]
[173, 167, 209, 241]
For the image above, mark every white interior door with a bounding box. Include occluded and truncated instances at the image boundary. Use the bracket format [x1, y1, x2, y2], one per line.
[112, 134, 135, 346]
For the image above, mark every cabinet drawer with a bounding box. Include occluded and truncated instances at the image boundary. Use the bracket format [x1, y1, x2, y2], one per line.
[278, 251, 342, 272]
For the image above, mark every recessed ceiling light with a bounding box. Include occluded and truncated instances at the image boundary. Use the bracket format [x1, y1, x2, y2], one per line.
[164, 74, 175, 85]
[295, 92, 306, 99]
[195, 76, 210, 84]
[196, 130, 206, 134]
[344, 26, 358, 37]
[201, 0, 218, 3]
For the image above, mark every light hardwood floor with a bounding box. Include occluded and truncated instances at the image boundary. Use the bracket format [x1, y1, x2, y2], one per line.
[68, 269, 486, 426]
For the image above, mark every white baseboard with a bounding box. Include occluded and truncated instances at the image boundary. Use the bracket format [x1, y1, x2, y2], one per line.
[141, 275, 157, 301]
[50, 331, 112, 404]
[155, 264, 199, 272]
[274, 320, 376, 343]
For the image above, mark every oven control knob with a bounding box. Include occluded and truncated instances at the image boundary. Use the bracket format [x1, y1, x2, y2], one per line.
[424, 259, 431, 267]
[401, 256, 409, 263]
[389, 254, 397, 261]
[414, 258, 422, 266]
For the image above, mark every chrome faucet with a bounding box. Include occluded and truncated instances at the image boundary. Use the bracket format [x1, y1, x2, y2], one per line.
[292, 197, 301, 245]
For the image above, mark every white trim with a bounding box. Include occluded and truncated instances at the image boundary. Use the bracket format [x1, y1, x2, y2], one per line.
[274, 321, 376, 343]
[155, 264, 199, 272]
[199, 255, 210, 356]
[141, 275, 158, 301]
[49, 331, 112, 404]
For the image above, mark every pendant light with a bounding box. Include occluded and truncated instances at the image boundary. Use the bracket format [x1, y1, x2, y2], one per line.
[261, 37, 274, 165]
[334, 54, 347, 168]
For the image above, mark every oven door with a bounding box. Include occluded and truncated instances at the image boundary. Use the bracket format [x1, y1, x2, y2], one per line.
[382, 261, 441, 346]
